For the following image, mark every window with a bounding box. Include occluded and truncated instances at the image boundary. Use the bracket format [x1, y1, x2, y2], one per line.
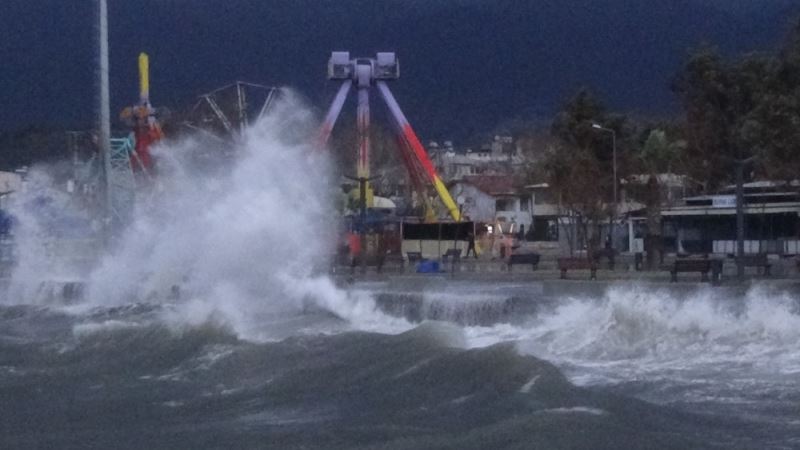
[534, 190, 555, 205]
[520, 196, 531, 212]
[495, 199, 513, 211]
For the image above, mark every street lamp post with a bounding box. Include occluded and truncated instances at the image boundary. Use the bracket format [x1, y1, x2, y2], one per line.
[451, 196, 465, 277]
[734, 156, 755, 281]
[592, 123, 617, 250]
[592, 124, 617, 207]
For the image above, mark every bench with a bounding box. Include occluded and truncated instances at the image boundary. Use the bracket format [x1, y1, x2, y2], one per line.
[442, 248, 462, 263]
[670, 259, 722, 283]
[405, 252, 423, 271]
[507, 253, 540, 272]
[557, 258, 597, 280]
[406, 251, 422, 263]
[737, 254, 771, 276]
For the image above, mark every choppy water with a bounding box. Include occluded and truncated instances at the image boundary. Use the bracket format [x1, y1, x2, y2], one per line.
[0, 296, 741, 449]
[3, 94, 799, 449]
[3, 282, 800, 449]
[370, 280, 800, 449]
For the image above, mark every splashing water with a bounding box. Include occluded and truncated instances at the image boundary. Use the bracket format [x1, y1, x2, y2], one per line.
[6, 167, 99, 302]
[459, 283, 800, 419]
[6, 92, 407, 339]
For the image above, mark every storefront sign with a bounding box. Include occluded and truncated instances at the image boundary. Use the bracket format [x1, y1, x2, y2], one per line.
[711, 195, 736, 208]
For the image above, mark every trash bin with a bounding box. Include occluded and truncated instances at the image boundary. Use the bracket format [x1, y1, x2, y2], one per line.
[416, 260, 441, 273]
[634, 252, 643, 271]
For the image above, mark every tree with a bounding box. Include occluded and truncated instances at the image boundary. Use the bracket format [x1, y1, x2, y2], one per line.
[542, 89, 633, 256]
[747, 19, 800, 182]
[671, 18, 800, 262]
[672, 45, 740, 191]
[673, 19, 800, 188]
[631, 128, 684, 268]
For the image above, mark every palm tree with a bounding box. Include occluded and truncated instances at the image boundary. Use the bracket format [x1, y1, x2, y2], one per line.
[637, 129, 684, 268]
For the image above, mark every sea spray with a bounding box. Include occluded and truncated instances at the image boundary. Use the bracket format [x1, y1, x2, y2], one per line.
[3, 92, 403, 337]
[5, 167, 99, 303]
[458, 283, 800, 397]
[85, 92, 403, 337]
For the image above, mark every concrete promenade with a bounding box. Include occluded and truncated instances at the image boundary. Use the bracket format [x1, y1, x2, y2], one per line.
[333, 259, 800, 325]
[332, 256, 800, 299]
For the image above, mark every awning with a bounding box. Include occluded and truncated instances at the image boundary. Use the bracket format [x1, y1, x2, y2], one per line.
[660, 203, 800, 217]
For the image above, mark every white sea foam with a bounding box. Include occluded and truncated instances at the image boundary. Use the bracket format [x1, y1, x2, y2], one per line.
[539, 407, 606, 416]
[5, 168, 95, 304]
[73, 319, 142, 337]
[461, 283, 800, 404]
[519, 375, 540, 393]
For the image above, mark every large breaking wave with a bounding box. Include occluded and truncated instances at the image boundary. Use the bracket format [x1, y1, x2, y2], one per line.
[4, 92, 405, 339]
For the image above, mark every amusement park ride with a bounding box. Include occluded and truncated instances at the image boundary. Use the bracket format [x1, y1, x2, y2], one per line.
[103, 50, 463, 270]
[186, 81, 280, 144]
[102, 53, 165, 227]
[107, 54, 280, 225]
[319, 52, 462, 222]
[120, 53, 164, 174]
[108, 51, 456, 227]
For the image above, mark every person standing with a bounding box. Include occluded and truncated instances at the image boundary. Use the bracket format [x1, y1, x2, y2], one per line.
[466, 229, 478, 259]
[348, 231, 361, 273]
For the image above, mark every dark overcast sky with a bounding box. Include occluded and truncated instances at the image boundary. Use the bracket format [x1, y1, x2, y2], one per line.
[1, 0, 798, 139]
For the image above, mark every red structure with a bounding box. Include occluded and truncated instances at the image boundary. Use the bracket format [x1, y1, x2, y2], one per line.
[120, 53, 163, 173]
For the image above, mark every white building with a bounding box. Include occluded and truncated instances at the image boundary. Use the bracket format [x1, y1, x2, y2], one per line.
[449, 175, 532, 232]
[430, 136, 526, 182]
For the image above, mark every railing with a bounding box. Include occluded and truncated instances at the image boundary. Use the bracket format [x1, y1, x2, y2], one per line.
[712, 240, 800, 255]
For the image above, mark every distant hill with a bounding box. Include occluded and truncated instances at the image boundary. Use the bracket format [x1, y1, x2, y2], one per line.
[1, 0, 797, 141]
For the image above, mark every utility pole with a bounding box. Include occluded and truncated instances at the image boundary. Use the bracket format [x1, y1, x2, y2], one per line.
[451, 197, 465, 277]
[735, 157, 755, 281]
[98, 0, 112, 237]
[592, 123, 617, 249]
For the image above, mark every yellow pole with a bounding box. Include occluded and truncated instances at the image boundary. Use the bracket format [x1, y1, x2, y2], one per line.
[138, 53, 150, 102]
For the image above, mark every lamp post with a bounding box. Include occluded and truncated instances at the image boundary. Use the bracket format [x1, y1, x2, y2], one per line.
[592, 123, 617, 251]
[451, 195, 465, 277]
[734, 156, 755, 281]
[592, 124, 617, 207]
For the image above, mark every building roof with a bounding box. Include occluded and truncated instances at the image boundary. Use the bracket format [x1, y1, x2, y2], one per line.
[663, 203, 800, 216]
[524, 183, 550, 189]
[719, 180, 800, 193]
[628, 201, 800, 218]
[458, 175, 518, 196]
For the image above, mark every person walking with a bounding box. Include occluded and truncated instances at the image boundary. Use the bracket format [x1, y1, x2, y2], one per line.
[466, 229, 478, 259]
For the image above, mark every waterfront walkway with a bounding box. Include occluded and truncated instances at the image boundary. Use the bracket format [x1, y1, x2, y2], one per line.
[333, 254, 800, 287]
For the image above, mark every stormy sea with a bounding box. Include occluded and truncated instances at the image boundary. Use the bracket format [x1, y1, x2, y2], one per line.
[2, 95, 799, 449]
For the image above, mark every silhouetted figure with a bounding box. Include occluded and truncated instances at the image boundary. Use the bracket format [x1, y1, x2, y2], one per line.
[466, 230, 478, 259]
[602, 233, 615, 270]
[348, 232, 361, 274]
